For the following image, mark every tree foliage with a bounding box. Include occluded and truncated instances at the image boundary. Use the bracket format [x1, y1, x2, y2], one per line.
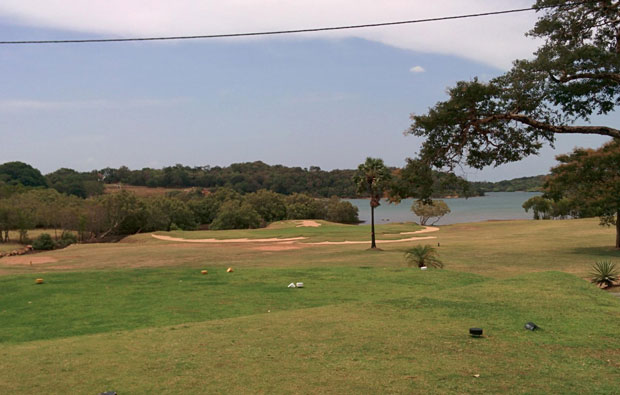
[411, 200, 451, 226]
[0, 184, 360, 243]
[472, 175, 546, 193]
[46, 168, 103, 198]
[100, 161, 359, 197]
[325, 197, 359, 224]
[245, 189, 287, 223]
[0, 161, 47, 187]
[389, 158, 473, 201]
[522, 195, 574, 220]
[284, 193, 326, 220]
[543, 139, 620, 248]
[409, 0, 620, 171]
[210, 201, 262, 230]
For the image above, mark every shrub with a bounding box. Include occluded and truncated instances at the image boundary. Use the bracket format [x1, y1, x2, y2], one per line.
[325, 197, 359, 224]
[56, 232, 78, 248]
[32, 233, 55, 250]
[590, 260, 618, 288]
[285, 193, 326, 219]
[245, 190, 287, 222]
[404, 245, 444, 268]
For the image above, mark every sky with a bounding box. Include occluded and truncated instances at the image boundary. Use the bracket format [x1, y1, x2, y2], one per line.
[0, 0, 615, 181]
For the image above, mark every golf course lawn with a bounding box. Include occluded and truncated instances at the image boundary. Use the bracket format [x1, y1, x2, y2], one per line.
[0, 218, 618, 393]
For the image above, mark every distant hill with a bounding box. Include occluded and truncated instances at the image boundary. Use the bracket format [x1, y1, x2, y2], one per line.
[471, 175, 547, 193]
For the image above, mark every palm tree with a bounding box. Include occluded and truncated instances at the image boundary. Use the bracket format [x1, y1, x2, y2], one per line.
[404, 245, 444, 268]
[353, 157, 391, 249]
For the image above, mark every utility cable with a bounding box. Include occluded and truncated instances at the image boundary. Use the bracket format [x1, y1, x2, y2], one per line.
[0, 1, 595, 45]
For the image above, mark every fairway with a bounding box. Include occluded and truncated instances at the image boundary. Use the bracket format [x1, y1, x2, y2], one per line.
[1, 219, 619, 394]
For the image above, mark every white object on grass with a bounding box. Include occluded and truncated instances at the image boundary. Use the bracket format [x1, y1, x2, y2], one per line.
[288, 283, 296, 288]
[296, 282, 304, 288]
[420, 266, 428, 270]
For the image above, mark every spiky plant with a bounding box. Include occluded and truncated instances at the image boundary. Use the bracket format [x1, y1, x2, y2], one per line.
[404, 245, 443, 269]
[589, 261, 618, 288]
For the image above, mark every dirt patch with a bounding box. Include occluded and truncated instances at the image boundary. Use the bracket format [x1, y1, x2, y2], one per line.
[296, 220, 321, 227]
[252, 243, 302, 251]
[1, 256, 58, 265]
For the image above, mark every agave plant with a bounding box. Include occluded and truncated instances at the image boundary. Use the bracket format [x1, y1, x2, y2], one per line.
[404, 245, 443, 269]
[590, 261, 619, 288]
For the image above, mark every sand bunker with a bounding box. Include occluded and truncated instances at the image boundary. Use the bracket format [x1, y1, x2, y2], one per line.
[398, 226, 439, 235]
[152, 235, 307, 243]
[308, 236, 436, 245]
[1, 256, 58, 265]
[296, 220, 321, 227]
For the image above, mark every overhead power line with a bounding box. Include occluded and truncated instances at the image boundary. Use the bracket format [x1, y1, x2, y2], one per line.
[0, 1, 592, 45]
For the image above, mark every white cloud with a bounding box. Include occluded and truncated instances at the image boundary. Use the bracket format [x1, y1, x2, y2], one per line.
[0, 0, 540, 69]
[410, 65, 425, 73]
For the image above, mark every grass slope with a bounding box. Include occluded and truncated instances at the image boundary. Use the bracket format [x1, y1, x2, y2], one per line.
[0, 271, 617, 394]
[0, 219, 619, 393]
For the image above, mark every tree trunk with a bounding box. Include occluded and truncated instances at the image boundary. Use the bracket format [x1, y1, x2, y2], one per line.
[616, 209, 619, 249]
[371, 205, 376, 249]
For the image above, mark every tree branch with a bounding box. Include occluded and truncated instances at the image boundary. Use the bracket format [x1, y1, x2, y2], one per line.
[477, 113, 620, 138]
[550, 71, 620, 83]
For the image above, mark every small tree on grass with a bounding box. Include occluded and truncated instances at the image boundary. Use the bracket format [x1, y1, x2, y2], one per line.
[404, 245, 443, 268]
[411, 199, 450, 225]
[590, 261, 618, 288]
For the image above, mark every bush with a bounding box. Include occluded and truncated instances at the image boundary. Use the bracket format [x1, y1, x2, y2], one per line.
[56, 232, 78, 248]
[404, 245, 444, 268]
[245, 189, 287, 222]
[590, 260, 618, 288]
[210, 201, 262, 230]
[32, 233, 55, 250]
[325, 197, 359, 224]
[285, 193, 326, 219]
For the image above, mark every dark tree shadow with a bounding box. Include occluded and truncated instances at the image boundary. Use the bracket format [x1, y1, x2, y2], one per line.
[571, 246, 620, 258]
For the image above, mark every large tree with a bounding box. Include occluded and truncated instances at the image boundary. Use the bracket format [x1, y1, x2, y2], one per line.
[544, 140, 620, 248]
[353, 157, 391, 249]
[408, 0, 619, 171]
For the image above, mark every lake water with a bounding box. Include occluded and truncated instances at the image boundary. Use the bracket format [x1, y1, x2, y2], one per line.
[346, 191, 541, 225]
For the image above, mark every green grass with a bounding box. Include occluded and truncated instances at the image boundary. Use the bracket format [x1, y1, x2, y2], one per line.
[0, 269, 617, 394]
[0, 267, 485, 343]
[0, 218, 619, 393]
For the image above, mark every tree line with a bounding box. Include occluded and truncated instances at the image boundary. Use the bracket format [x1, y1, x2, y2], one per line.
[0, 186, 359, 247]
[1, 160, 487, 200]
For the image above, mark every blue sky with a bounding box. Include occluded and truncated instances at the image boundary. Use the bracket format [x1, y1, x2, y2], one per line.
[0, 1, 615, 181]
